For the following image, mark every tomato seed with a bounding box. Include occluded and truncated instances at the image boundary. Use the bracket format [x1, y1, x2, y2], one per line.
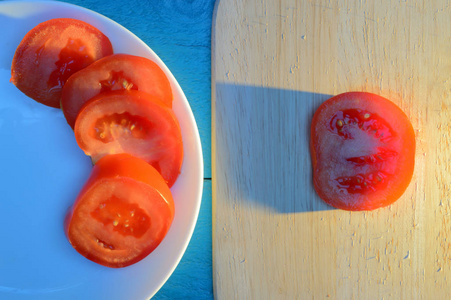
[120, 79, 134, 90]
[96, 238, 115, 250]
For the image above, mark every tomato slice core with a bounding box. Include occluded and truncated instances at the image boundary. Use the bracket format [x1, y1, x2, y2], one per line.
[327, 108, 399, 196]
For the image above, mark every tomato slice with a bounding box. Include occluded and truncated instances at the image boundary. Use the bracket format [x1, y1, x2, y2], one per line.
[65, 153, 175, 268]
[74, 90, 183, 187]
[11, 18, 113, 108]
[310, 92, 415, 211]
[61, 53, 173, 128]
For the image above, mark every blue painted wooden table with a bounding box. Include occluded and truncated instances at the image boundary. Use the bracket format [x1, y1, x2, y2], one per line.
[56, 0, 214, 298]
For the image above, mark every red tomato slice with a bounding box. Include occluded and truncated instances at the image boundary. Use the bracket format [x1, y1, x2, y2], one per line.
[10, 18, 113, 108]
[65, 153, 175, 268]
[61, 53, 173, 128]
[310, 92, 415, 211]
[74, 90, 183, 187]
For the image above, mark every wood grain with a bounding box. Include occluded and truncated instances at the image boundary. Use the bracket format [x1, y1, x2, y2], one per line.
[212, 0, 451, 299]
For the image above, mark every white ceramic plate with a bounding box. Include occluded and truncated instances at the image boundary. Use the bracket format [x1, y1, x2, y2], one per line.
[0, 1, 203, 299]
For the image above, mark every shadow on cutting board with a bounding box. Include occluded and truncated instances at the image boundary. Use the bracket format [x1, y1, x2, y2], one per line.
[214, 83, 336, 213]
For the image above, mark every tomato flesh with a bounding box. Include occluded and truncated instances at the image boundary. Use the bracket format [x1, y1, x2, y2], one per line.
[310, 92, 415, 211]
[65, 154, 175, 268]
[61, 54, 173, 128]
[11, 18, 113, 108]
[74, 90, 183, 187]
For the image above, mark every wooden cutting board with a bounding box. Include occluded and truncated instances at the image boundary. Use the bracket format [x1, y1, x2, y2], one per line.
[212, 0, 450, 298]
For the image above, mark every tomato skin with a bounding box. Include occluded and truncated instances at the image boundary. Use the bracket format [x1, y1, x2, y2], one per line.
[310, 92, 415, 211]
[65, 153, 175, 268]
[11, 18, 113, 108]
[74, 90, 183, 187]
[61, 53, 173, 128]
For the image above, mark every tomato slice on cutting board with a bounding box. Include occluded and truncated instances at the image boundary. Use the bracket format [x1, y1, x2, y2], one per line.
[11, 18, 113, 108]
[61, 53, 173, 128]
[310, 92, 415, 211]
[74, 90, 183, 187]
[65, 153, 175, 268]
